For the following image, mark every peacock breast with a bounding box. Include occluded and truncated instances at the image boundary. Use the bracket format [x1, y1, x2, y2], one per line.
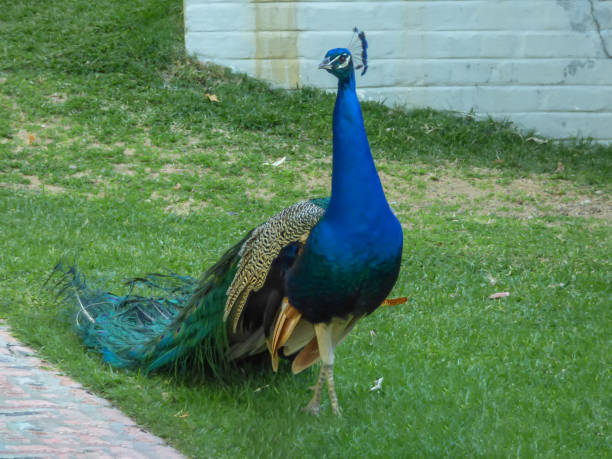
[285, 211, 403, 323]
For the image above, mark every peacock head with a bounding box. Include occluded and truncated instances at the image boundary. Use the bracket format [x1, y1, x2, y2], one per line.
[319, 48, 355, 80]
[319, 28, 368, 81]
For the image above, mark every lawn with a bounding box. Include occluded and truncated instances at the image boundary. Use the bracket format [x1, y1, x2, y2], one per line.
[1, 0, 611, 457]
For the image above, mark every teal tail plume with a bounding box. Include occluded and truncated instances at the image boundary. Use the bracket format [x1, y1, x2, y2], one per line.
[49, 237, 245, 374]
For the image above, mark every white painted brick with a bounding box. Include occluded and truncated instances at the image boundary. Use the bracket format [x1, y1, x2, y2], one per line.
[186, 32, 255, 59]
[492, 112, 612, 140]
[297, 31, 607, 59]
[185, 5, 254, 32]
[362, 86, 612, 113]
[352, 59, 612, 87]
[186, 0, 600, 32]
[185, 0, 612, 141]
[203, 58, 256, 76]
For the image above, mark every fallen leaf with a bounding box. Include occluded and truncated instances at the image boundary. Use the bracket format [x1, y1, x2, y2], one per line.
[205, 93, 219, 103]
[555, 162, 564, 173]
[28, 134, 35, 145]
[381, 297, 407, 306]
[489, 292, 510, 299]
[527, 136, 548, 144]
[173, 183, 181, 190]
[264, 156, 286, 167]
[422, 123, 436, 134]
[370, 377, 383, 391]
[548, 282, 565, 288]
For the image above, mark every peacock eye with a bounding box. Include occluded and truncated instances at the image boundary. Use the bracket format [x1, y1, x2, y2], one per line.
[339, 55, 346, 63]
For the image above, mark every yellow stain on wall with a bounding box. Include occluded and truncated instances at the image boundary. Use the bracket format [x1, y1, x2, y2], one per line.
[254, 1, 299, 88]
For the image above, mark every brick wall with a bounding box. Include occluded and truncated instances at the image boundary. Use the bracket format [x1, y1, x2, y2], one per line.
[185, 0, 612, 142]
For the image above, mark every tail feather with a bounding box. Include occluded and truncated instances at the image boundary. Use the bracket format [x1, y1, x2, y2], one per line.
[142, 237, 245, 373]
[50, 239, 245, 374]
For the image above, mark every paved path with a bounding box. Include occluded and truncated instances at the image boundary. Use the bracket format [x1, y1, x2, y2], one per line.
[0, 320, 184, 459]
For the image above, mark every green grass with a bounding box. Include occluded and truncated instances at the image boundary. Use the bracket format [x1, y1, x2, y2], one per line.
[1, 0, 611, 457]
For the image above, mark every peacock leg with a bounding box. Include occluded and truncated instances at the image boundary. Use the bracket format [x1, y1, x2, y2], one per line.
[324, 363, 341, 416]
[304, 322, 342, 416]
[302, 364, 325, 415]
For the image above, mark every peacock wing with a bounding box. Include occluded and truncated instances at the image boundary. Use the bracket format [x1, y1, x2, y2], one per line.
[224, 199, 328, 332]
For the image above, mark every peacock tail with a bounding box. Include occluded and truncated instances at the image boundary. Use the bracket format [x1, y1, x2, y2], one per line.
[51, 198, 329, 375]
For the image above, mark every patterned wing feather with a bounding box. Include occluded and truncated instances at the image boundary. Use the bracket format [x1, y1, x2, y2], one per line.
[225, 200, 327, 331]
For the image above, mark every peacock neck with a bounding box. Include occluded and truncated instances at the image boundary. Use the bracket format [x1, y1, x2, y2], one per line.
[326, 73, 389, 225]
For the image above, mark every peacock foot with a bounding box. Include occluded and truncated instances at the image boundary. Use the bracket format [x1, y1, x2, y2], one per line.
[302, 363, 325, 415]
[302, 399, 322, 416]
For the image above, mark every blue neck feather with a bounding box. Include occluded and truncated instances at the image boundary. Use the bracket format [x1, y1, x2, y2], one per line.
[325, 73, 390, 224]
[285, 62, 403, 321]
[285, 44, 402, 322]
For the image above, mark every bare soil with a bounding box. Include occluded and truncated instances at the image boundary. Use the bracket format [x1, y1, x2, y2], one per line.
[2, 165, 610, 220]
[378, 165, 611, 220]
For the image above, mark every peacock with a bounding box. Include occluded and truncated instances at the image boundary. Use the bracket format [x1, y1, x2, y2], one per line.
[51, 29, 403, 416]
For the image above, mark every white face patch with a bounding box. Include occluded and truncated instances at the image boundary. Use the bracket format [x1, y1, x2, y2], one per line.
[329, 53, 351, 70]
[337, 54, 351, 69]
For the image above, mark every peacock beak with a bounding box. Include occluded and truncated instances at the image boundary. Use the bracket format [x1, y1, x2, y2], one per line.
[318, 56, 333, 70]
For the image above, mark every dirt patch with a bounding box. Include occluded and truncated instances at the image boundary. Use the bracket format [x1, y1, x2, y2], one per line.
[113, 164, 136, 176]
[71, 171, 91, 179]
[160, 152, 181, 160]
[160, 164, 188, 175]
[299, 169, 330, 192]
[246, 189, 276, 201]
[0, 174, 65, 194]
[378, 165, 611, 219]
[14, 129, 37, 146]
[86, 190, 106, 199]
[186, 136, 200, 147]
[147, 189, 209, 215]
[48, 93, 68, 104]
[164, 198, 208, 215]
